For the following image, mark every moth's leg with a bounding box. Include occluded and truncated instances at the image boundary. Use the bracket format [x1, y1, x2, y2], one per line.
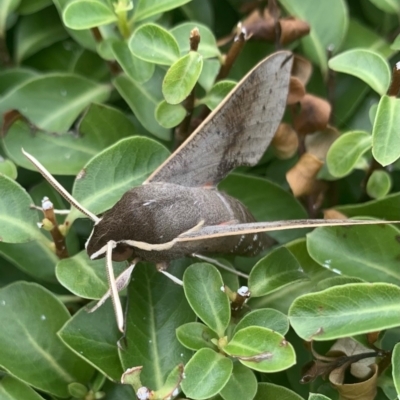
[122, 220, 205, 252]
[192, 253, 249, 279]
[156, 262, 183, 286]
[87, 258, 139, 314]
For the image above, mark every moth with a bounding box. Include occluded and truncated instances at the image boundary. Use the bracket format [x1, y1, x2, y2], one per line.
[23, 50, 397, 332]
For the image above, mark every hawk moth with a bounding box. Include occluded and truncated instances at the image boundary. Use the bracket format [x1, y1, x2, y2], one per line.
[23, 50, 397, 331]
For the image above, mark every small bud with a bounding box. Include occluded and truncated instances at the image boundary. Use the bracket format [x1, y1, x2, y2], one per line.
[42, 218, 54, 231]
[137, 387, 150, 400]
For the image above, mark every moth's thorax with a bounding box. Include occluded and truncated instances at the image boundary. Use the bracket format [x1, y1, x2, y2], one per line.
[86, 182, 271, 262]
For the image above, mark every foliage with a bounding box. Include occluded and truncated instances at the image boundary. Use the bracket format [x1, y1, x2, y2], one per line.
[0, 0, 400, 399]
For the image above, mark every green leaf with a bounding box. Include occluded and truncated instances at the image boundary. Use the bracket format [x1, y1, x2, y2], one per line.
[162, 52, 203, 104]
[112, 40, 154, 83]
[68, 136, 169, 222]
[181, 0, 214, 27]
[393, 342, 400, 396]
[0, 0, 20, 37]
[176, 322, 218, 351]
[3, 103, 136, 175]
[181, 348, 233, 400]
[133, 0, 191, 22]
[368, 0, 400, 14]
[372, 95, 400, 165]
[255, 383, 304, 400]
[56, 250, 126, 299]
[219, 363, 257, 400]
[0, 238, 58, 282]
[309, 394, 332, 400]
[307, 224, 400, 284]
[219, 174, 308, 244]
[18, 0, 52, 15]
[328, 49, 390, 95]
[119, 261, 195, 389]
[326, 130, 372, 177]
[113, 70, 171, 140]
[198, 59, 220, 91]
[58, 300, 123, 381]
[170, 22, 221, 58]
[0, 157, 17, 179]
[15, 7, 68, 62]
[289, 283, 400, 340]
[129, 23, 180, 65]
[249, 247, 308, 297]
[234, 309, 289, 336]
[0, 376, 45, 400]
[337, 192, 400, 220]
[0, 74, 110, 132]
[279, 0, 348, 74]
[0, 282, 93, 398]
[183, 263, 230, 336]
[223, 327, 296, 372]
[366, 170, 392, 199]
[63, 0, 117, 29]
[155, 100, 186, 128]
[0, 68, 38, 94]
[0, 174, 38, 243]
[200, 80, 236, 110]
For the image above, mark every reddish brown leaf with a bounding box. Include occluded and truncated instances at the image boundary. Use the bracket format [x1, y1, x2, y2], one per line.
[292, 54, 313, 86]
[287, 76, 306, 105]
[272, 122, 299, 159]
[1, 109, 24, 137]
[279, 17, 310, 45]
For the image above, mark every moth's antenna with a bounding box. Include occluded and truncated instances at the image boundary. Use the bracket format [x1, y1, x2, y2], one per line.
[22, 149, 100, 223]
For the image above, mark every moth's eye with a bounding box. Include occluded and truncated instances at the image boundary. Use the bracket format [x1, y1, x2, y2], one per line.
[112, 244, 134, 261]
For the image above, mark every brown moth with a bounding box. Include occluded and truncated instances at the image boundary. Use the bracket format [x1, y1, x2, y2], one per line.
[22, 51, 398, 332]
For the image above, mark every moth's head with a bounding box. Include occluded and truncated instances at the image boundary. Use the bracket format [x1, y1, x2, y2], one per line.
[85, 217, 134, 262]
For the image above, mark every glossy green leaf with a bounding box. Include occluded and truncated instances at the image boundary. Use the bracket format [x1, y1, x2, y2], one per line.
[234, 309, 289, 336]
[249, 247, 308, 297]
[181, 0, 214, 27]
[68, 136, 169, 222]
[0, 174, 39, 243]
[170, 22, 221, 58]
[316, 276, 364, 291]
[0, 376, 45, 400]
[200, 80, 236, 110]
[58, 300, 123, 381]
[162, 52, 203, 104]
[309, 394, 332, 400]
[368, 0, 400, 14]
[326, 130, 372, 177]
[0, 157, 17, 179]
[3, 103, 135, 175]
[0, 68, 37, 94]
[15, 7, 68, 62]
[155, 100, 186, 128]
[366, 170, 392, 199]
[176, 322, 218, 350]
[129, 23, 180, 65]
[112, 40, 154, 84]
[18, 0, 52, 15]
[133, 0, 191, 22]
[307, 224, 400, 284]
[119, 261, 195, 389]
[372, 95, 400, 165]
[224, 327, 296, 372]
[279, 0, 348, 74]
[183, 263, 230, 336]
[0, 74, 110, 132]
[337, 192, 400, 220]
[220, 363, 257, 400]
[289, 283, 400, 340]
[393, 342, 400, 396]
[255, 383, 304, 400]
[63, 0, 117, 29]
[219, 174, 308, 243]
[0, 238, 58, 282]
[56, 250, 126, 299]
[0, 0, 20, 36]
[113, 70, 171, 140]
[181, 348, 233, 399]
[328, 49, 390, 95]
[0, 282, 93, 397]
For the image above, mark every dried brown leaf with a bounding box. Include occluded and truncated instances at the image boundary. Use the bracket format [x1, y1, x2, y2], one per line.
[305, 126, 340, 161]
[287, 76, 306, 105]
[279, 17, 310, 45]
[292, 54, 313, 86]
[323, 209, 348, 220]
[272, 122, 299, 159]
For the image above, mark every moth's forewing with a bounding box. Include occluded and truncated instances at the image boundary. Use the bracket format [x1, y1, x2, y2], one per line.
[145, 50, 293, 187]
